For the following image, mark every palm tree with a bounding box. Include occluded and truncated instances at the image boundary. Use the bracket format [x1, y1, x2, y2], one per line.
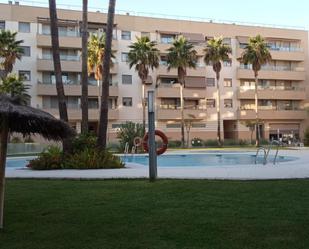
[204, 37, 232, 147]
[97, 0, 116, 149]
[167, 36, 198, 148]
[0, 30, 24, 78]
[0, 74, 30, 105]
[48, 0, 71, 152]
[81, 0, 88, 134]
[128, 36, 160, 134]
[238, 35, 271, 146]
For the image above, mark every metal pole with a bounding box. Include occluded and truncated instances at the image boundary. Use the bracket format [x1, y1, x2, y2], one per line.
[148, 90, 157, 181]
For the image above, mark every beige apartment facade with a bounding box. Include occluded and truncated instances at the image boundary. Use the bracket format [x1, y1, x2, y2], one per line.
[1, 2, 308, 144]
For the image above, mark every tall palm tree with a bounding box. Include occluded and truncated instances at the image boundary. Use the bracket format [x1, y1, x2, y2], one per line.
[238, 35, 271, 146]
[167, 36, 197, 148]
[48, 0, 71, 152]
[128, 36, 160, 134]
[97, 0, 116, 149]
[0, 30, 24, 78]
[204, 37, 232, 147]
[81, 0, 88, 134]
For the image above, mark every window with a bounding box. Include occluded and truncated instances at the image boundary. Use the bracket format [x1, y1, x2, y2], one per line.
[160, 34, 175, 44]
[223, 37, 231, 45]
[88, 98, 99, 109]
[42, 24, 51, 35]
[192, 123, 206, 128]
[21, 46, 31, 57]
[160, 77, 177, 84]
[18, 22, 30, 33]
[206, 99, 215, 108]
[121, 53, 129, 62]
[223, 59, 232, 67]
[224, 78, 232, 87]
[0, 21, 5, 30]
[206, 78, 215, 87]
[122, 74, 132, 84]
[121, 31, 131, 40]
[19, 70, 31, 81]
[166, 123, 181, 128]
[122, 97, 132, 107]
[141, 32, 150, 38]
[112, 123, 122, 129]
[224, 99, 233, 108]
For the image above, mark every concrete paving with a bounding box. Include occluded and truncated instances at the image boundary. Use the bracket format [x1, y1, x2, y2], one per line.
[5, 148, 309, 180]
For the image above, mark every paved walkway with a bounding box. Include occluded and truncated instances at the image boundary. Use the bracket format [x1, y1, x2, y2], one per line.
[6, 148, 309, 180]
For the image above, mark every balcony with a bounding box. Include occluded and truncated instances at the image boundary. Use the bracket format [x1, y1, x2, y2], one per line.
[37, 58, 82, 72]
[157, 85, 206, 98]
[37, 82, 118, 97]
[157, 65, 205, 77]
[42, 108, 119, 121]
[237, 87, 306, 100]
[157, 107, 207, 120]
[37, 34, 82, 48]
[237, 67, 305, 81]
[237, 47, 305, 61]
[237, 108, 306, 120]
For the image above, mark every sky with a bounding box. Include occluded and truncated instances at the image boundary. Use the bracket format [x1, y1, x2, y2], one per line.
[49, 0, 309, 29]
[1, 0, 308, 29]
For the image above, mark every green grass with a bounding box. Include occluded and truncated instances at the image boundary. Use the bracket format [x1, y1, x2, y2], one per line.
[1, 179, 309, 249]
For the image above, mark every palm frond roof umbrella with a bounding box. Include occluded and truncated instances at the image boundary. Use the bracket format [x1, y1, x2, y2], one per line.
[0, 94, 75, 229]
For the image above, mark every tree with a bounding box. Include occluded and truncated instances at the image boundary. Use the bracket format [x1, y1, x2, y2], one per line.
[238, 35, 271, 147]
[97, 0, 116, 149]
[48, 0, 71, 153]
[184, 114, 196, 148]
[0, 30, 24, 79]
[204, 37, 232, 147]
[167, 36, 197, 148]
[81, 0, 88, 133]
[241, 120, 256, 145]
[128, 36, 159, 134]
[0, 74, 30, 105]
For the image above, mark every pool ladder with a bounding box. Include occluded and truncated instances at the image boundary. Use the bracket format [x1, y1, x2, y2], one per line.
[123, 143, 137, 163]
[255, 140, 280, 165]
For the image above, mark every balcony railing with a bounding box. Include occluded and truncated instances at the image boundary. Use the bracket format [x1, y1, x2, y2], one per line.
[239, 44, 303, 52]
[239, 86, 305, 91]
[239, 64, 304, 72]
[159, 104, 206, 110]
[40, 54, 80, 61]
[38, 80, 118, 86]
[239, 106, 303, 111]
[39, 31, 80, 37]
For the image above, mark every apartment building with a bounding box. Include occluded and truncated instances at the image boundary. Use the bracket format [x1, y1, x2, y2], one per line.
[1, 2, 308, 143]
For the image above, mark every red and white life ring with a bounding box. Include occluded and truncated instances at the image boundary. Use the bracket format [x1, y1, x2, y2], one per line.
[142, 130, 168, 155]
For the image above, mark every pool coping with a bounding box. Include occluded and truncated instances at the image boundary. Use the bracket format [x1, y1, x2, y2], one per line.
[5, 148, 309, 180]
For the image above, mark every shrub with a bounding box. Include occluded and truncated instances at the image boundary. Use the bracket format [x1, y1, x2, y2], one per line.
[260, 139, 269, 146]
[71, 132, 96, 153]
[304, 127, 309, 146]
[10, 136, 22, 143]
[223, 139, 238, 146]
[239, 139, 250, 146]
[24, 136, 34, 143]
[27, 146, 63, 170]
[191, 138, 203, 147]
[65, 148, 124, 169]
[168, 140, 182, 148]
[203, 139, 218, 147]
[117, 122, 144, 152]
[107, 142, 120, 152]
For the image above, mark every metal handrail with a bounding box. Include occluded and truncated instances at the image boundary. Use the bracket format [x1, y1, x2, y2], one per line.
[255, 147, 267, 165]
[266, 140, 280, 165]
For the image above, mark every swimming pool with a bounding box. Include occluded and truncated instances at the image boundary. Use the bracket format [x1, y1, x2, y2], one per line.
[6, 153, 297, 169]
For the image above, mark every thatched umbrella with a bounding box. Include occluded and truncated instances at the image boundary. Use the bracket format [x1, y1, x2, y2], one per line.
[0, 94, 75, 229]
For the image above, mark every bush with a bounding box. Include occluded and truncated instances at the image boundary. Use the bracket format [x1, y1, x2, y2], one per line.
[107, 142, 120, 152]
[117, 122, 144, 153]
[168, 140, 182, 148]
[203, 139, 218, 147]
[304, 128, 309, 146]
[24, 136, 34, 143]
[260, 139, 269, 146]
[191, 138, 203, 147]
[223, 139, 238, 146]
[65, 148, 124, 169]
[10, 136, 22, 143]
[239, 139, 250, 146]
[27, 146, 63, 170]
[71, 132, 96, 153]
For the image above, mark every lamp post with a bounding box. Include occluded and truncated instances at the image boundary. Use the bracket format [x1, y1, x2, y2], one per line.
[148, 90, 157, 181]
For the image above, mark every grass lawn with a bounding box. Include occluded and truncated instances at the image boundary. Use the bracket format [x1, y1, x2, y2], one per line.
[1, 179, 309, 249]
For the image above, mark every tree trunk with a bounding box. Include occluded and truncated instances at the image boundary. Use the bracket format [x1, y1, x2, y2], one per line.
[254, 73, 259, 147]
[48, 0, 71, 153]
[178, 68, 185, 149]
[81, 0, 88, 134]
[97, 0, 116, 149]
[142, 82, 146, 135]
[0, 117, 9, 229]
[216, 73, 222, 147]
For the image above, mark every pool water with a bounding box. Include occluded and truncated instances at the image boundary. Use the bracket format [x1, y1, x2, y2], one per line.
[6, 154, 296, 169]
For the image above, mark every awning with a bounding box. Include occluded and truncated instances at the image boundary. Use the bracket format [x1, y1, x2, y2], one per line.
[237, 36, 249, 43]
[156, 30, 180, 35]
[185, 76, 206, 88]
[181, 32, 205, 43]
[37, 17, 78, 26]
[265, 37, 300, 42]
[269, 123, 300, 131]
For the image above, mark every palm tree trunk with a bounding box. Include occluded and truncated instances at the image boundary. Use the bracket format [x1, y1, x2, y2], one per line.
[48, 0, 71, 153]
[81, 0, 88, 134]
[180, 81, 185, 148]
[254, 74, 259, 147]
[142, 82, 146, 135]
[97, 0, 116, 149]
[216, 73, 222, 147]
[0, 117, 9, 229]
